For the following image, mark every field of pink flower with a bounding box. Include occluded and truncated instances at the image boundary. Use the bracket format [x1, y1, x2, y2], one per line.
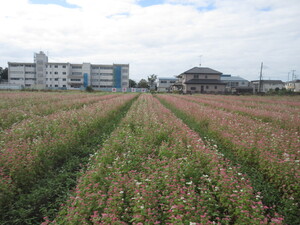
[50, 94, 283, 224]
[1, 92, 298, 224]
[0, 92, 136, 219]
[0, 92, 120, 130]
[157, 94, 299, 224]
[176, 94, 300, 131]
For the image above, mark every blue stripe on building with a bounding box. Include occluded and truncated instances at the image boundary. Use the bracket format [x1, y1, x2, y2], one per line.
[83, 73, 88, 88]
[113, 66, 122, 88]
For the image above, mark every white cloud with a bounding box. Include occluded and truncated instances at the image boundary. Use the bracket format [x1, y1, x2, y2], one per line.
[0, 0, 300, 81]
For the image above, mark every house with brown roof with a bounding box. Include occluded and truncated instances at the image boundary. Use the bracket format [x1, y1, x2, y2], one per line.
[176, 67, 226, 94]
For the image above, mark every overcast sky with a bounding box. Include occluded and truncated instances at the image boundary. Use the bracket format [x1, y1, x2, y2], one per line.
[1, 0, 299, 81]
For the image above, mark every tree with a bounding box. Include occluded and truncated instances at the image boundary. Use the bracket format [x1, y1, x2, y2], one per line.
[129, 79, 137, 88]
[0, 67, 8, 82]
[148, 74, 157, 90]
[137, 79, 149, 88]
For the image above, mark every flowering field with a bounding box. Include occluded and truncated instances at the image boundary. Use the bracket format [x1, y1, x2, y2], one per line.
[0, 92, 121, 130]
[0, 92, 298, 224]
[0, 92, 137, 224]
[157, 94, 300, 224]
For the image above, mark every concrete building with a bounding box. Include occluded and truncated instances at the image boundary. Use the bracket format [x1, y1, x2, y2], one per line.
[157, 77, 177, 92]
[176, 67, 226, 94]
[251, 80, 284, 93]
[8, 51, 129, 90]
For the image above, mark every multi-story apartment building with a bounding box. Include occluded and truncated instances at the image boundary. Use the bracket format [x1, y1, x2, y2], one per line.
[8, 51, 129, 90]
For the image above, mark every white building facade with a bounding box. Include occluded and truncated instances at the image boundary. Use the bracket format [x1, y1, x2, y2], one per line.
[285, 80, 300, 92]
[8, 52, 129, 90]
[251, 80, 284, 93]
[157, 77, 178, 92]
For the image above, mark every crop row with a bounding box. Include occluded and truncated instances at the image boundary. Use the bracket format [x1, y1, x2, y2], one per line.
[157, 94, 299, 223]
[0, 93, 137, 217]
[199, 94, 300, 107]
[176, 95, 300, 131]
[49, 94, 282, 224]
[0, 92, 119, 130]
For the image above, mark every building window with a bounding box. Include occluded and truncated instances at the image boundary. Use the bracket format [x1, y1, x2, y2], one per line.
[194, 75, 199, 79]
[206, 86, 209, 89]
[191, 87, 196, 90]
[215, 86, 217, 89]
[63, 85, 66, 87]
[54, 72, 58, 75]
[160, 81, 167, 83]
[72, 72, 82, 75]
[55, 85, 58, 87]
[55, 78, 58, 81]
[100, 67, 113, 70]
[63, 65, 66, 68]
[63, 72, 66, 75]
[63, 78, 66, 81]
[72, 66, 82, 69]
[70, 79, 81, 81]
[205, 75, 208, 79]
[54, 65, 58, 68]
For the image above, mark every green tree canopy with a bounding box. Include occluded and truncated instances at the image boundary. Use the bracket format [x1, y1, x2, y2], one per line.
[0, 67, 8, 82]
[129, 79, 137, 88]
[148, 74, 157, 90]
[137, 79, 149, 88]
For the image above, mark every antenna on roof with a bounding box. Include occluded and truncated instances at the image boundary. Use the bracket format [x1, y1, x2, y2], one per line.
[199, 55, 203, 67]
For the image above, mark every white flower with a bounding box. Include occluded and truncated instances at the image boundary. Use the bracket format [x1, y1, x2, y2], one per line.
[186, 181, 193, 185]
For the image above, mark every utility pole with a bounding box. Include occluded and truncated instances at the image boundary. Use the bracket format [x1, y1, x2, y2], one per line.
[258, 62, 263, 93]
[291, 70, 296, 80]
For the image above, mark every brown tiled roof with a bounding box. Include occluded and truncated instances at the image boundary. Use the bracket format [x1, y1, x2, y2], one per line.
[183, 67, 222, 75]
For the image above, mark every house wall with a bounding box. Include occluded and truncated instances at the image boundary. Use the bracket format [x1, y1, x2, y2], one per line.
[157, 79, 177, 92]
[262, 83, 284, 92]
[186, 84, 225, 93]
[185, 74, 220, 82]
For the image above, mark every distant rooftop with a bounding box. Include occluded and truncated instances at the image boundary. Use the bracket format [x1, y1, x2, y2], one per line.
[251, 80, 283, 84]
[221, 76, 249, 82]
[182, 67, 222, 75]
[158, 77, 178, 80]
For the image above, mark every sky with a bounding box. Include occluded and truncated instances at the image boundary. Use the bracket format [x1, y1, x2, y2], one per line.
[0, 0, 300, 82]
